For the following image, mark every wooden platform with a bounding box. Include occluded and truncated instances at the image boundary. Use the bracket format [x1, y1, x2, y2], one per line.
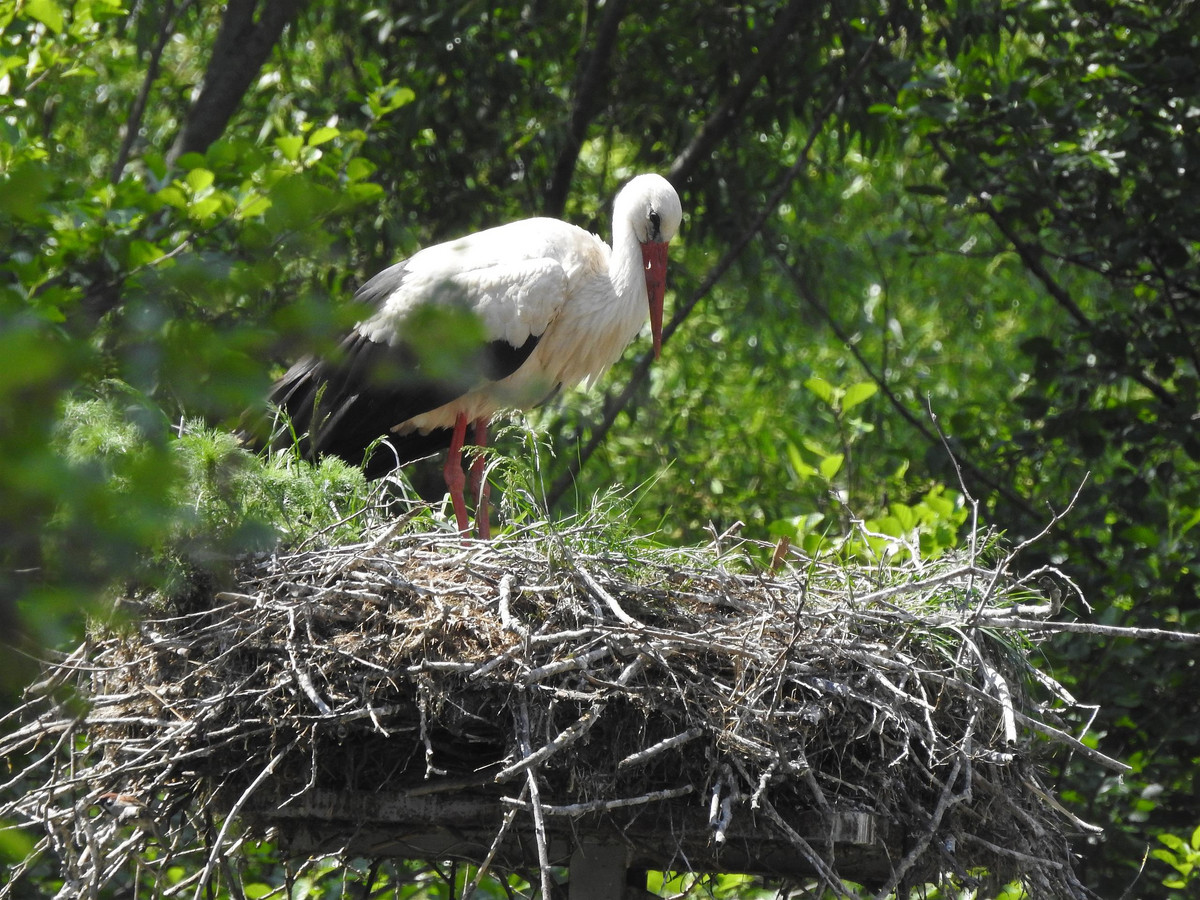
[247, 786, 895, 892]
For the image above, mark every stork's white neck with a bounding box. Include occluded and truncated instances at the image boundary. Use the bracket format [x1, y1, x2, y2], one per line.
[608, 216, 648, 315]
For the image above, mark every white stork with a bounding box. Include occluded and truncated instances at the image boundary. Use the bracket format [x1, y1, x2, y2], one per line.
[264, 174, 683, 536]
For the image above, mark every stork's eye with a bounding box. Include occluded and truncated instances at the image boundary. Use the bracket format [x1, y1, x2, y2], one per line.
[649, 211, 661, 229]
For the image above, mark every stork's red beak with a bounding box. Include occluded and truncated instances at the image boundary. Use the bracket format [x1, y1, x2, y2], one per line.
[641, 240, 670, 359]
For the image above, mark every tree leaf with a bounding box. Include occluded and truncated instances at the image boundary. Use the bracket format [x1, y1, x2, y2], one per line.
[236, 193, 272, 219]
[307, 126, 340, 147]
[155, 185, 188, 209]
[188, 196, 222, 222]
[803, 376, 834, 405]
[818, 453, 843, 481]
[24, 0, 63, 33]
[127, 240, 163, 267]
[345, 157, 376, 182]
[185, 168, 215, 194]
[1158, 833, 1185, 852]
[274, 135, 303, 162]
[841, 381, 878, 412]
[785, 442, 817, 479]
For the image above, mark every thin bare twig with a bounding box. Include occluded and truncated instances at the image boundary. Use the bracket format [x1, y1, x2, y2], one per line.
[516, 697, 554, 900]
[191, 743, 295, 900]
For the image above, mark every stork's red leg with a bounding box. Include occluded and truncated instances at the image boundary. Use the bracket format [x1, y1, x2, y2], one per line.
[470, 418, 491, 540]
[444, 413, 471, 535]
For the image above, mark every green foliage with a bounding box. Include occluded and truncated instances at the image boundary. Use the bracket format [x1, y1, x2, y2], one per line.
[648, 872, 777, 899]
[1153, 824, 1200, 892]
[0, 818, 34, 867]
[49, 396, 372, 599]
[0, 1, 398, 658]
[878, 3, 1200, 891]
[768, 374, 970, 561]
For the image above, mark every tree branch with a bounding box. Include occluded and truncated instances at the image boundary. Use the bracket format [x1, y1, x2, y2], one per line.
[112, 0, 195, 184]
[543, 0, 630, 217]
[167, 0, 306, 165]
[766, 240, 1045, 526]
[927, 136, 1177, 409]
[668, 0, 814, 186]
[546, 30, 884, 508]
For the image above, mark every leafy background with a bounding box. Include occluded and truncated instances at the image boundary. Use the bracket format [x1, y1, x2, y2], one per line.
[2, 0, 1198, 896]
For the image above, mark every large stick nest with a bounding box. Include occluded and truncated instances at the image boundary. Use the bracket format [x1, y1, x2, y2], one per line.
[1, 517, 1123, 898]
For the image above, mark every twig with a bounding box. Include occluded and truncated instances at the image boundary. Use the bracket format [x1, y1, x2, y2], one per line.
[708, 765, 737, 845]
[191, 743, 295, 900]
[497, 574, 527, 637]
[617, 728, 704, 770]
[969, 617, 1200, 643]
[523, 646, 611, 684]
[756, 793, 856, 899]
[516, 697, 554, 900]
[463, 783, 529, 899]
[501, 785, 692, 817]
[286, 607, 333, 716]
[850, 565, 978, 607]
[1021, 777, 1103, 834]
[576, 566, 642, 628]
[924, 670, 1129, 773]
[980, 663, 1016, 746]
[986, 475, 1090, 605]
[495, 704, 606, 782]
[873, 752, 968, 899]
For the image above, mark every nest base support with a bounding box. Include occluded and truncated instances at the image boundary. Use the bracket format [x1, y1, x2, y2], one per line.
[568, 842, 629, 900]
[248, 788, 894, 884]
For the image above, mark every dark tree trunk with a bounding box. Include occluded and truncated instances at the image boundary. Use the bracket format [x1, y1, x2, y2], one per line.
[543, 0, 630, 218]
[668, 0, 812, 186]
[167, 0, 306, 165]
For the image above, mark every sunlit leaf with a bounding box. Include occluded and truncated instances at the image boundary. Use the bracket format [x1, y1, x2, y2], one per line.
[307, 125, 340, 146]
[156, 185, 188, 209]
[275, 135, 303, 162]
[841, 381, 878, 411]
[785, 442, 817, 479]
[237, 193, 272, 219]
[803, 376, 834, 405]
[818, 453, 843, 481]
[127, 240, 163, 267]
[186, 168, 215, 194]
[346, 157, 377, 182]
[24, 0, 63, 32]
[188, 196, 223, 222]
[0, 821, 34, 863]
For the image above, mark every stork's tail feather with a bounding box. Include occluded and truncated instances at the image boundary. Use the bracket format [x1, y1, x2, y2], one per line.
[241, 335, 462, 479]
[245, 322, 543, 480]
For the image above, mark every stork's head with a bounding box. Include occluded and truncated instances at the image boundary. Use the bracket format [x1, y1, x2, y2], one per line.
[615, 174, 682, 359]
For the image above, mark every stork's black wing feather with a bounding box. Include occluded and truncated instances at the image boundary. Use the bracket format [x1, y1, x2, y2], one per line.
[261, 327, 540, 479]
[245, 257, 546, 478]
